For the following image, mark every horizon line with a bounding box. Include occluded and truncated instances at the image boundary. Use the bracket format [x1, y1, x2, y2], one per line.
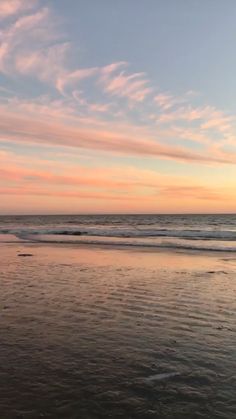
[0, 212, 236, 217]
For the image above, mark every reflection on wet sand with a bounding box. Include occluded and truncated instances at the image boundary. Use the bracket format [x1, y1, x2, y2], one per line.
[0, 243, 236, 418]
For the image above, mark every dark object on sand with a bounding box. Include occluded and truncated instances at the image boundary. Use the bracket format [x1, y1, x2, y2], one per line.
[55, 231, 83, 235]
[18, 253, 33, 257]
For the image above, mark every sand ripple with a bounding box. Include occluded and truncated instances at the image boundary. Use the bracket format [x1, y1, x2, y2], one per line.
[0, 245, 236, 418]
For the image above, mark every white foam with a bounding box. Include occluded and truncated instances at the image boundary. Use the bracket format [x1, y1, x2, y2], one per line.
[13, 233, 236, 252]
[1, 226, 236, 240]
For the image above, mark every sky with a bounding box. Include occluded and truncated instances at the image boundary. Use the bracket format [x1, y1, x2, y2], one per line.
[0, 0, 236, 214]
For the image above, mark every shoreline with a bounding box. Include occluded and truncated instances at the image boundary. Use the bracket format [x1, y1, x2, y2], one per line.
[2, 234, 236, 260]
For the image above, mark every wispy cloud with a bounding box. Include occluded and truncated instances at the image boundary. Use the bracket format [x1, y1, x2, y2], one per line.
[15, 42, 70, 84]
[161, 185, 226, 201]
[152, 104, 235, 149]
[0, 7, 53, 73]
[156, 104, 233, 130]
[0, 156, 230, 203]
[0, 186, 145, 201]
[154, 92, 186, 110]
[56, 67, 99, 95]
[0, 0, 37, 19]
[100, 69, 152, 103]
[0, 106, 235, 165]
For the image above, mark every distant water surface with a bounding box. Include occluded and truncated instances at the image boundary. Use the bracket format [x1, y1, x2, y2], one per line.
[1, 213, 236, 252]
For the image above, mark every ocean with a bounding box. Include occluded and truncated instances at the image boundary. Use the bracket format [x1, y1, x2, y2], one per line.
[1, 213, 236, 252]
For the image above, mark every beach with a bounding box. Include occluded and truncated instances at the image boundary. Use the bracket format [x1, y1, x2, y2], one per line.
[2, 0, 236, 417]
[1, 239, 236, 419]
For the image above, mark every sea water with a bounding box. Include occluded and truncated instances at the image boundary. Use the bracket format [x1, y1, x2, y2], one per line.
[1, 213, 236, 252]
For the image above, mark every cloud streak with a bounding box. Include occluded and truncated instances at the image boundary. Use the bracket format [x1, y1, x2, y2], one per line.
[100, 69, 152, 102]
[1, 107, 235, 165]
[0, 164, 229, 202]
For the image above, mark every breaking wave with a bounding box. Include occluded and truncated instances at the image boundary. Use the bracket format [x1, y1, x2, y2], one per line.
[1, 214, 236, 252]
[1, 226, 236, 240]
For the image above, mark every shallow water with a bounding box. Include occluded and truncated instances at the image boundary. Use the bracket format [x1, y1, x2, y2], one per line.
[0, 244, 236, 418]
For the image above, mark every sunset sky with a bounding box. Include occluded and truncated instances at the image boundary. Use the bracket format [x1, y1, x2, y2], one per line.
[0, 0, 236, 214]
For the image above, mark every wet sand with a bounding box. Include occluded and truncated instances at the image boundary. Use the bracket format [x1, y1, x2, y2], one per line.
[0, 242, 236, 418]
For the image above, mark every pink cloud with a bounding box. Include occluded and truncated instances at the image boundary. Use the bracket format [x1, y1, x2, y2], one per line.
[201, 117, 232, 133]
[168, 127, 212, 145]
[156, 105, 233, 130]
[0, 7, 51, 73]
[56, 67, 99, 95]
[0, 165, 136, 190]
[87, 102, 112, 113]
[0, 108, 229, 164]
[0, 107, 235, 165]
[5, 95, 78, 121]
[0, 150, 233, 211]
[0, 186, 143, 201]
[15, 42, 70, 83]
[161, 185, 227, 201]
[101, 70, 152, 102]
[101, 61, 128, 77]
[0, 0, 37, 18]
[0, 165, 230, 203]
[154, 92, 187, 110]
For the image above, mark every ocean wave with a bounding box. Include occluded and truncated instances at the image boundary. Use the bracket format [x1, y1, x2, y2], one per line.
[8, 232, 236, 252]
[1, 227, 236, 241]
